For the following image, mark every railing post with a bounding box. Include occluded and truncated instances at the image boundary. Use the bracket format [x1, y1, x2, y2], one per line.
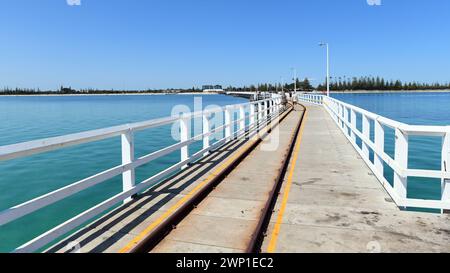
[224, 106, 232, 140]
[333, 100, 339, 122]
[335, 101, 339, 122]
[258, 102, 263, 130]
[273, 99, 276, 114]
[203, 113, 210, 156]
[442, 132, 450, 213]
[343, 106, 349, 135]
[394, 128, 408, 201]
[374, 119, 384, 176]
[362, 114, 370, 159]
[121, 130, 135, 203]
[340, 104, 345, 129]
[350, 109, 357, 142]
[239, 105, 245, 137]
[276, 98, 280, 114]
[250, 103, 256, 133]
[268, 100, 273, 116]
[180, 115, 189, 169]
[337, 102, 342, 126]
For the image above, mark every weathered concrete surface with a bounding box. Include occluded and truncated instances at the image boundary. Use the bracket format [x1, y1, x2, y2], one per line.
[152, 107, 305, 252]
[262, 104, 450, 253]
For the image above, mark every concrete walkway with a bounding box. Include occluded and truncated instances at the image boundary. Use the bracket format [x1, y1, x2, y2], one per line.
[263, 104, 450, 253]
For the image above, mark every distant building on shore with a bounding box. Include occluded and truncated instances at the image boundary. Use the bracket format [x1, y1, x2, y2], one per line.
[202, 85, 224, 93]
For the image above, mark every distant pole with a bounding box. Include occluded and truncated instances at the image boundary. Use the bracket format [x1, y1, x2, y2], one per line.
[326, 44, 330, 96]
[319, 42, 330, 96]
[292, 68, 297, 94]
[280, 77, 287, 106]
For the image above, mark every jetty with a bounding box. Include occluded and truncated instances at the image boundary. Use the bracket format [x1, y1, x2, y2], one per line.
[0, 93, 449, 253]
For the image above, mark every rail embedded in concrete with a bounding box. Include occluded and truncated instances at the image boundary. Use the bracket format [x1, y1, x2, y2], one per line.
[297, 93, 450, 211]
[0, 95, 283, 253]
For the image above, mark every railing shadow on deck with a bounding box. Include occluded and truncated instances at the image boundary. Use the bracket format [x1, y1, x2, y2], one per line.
[46, 139, 245, 253]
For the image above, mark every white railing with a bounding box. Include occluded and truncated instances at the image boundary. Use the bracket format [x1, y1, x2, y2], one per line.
[295, 93, 324, 105]
[226, 91, 277, 101]
[297, 93, 450, 212]
[0, 96, 284, 253]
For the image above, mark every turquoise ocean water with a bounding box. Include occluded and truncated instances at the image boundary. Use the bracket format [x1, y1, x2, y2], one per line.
[0, 92, 449, 252]
[0, 94, 246, 252]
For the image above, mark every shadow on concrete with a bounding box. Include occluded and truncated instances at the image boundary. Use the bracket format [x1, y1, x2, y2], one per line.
[46, 139, 246, 253]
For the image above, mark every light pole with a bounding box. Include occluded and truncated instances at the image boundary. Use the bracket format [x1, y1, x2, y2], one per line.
[319, 42, 330, 96]
[292, 68, 297, 94]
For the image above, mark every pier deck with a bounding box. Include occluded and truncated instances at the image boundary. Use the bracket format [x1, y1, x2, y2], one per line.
[152, 106, 304, 253]
[263, 104, 450, 253]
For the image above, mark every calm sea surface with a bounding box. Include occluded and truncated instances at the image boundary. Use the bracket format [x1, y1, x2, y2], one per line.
[0, 94, 246, 252]
[0, 92, 449, 252]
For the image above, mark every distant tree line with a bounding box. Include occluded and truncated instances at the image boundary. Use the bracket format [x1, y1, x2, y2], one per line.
[0, 86, 204, 95]
[317, 76, 450, 91]
[226, 78, 314, 92]
[3, 76, 450, 95]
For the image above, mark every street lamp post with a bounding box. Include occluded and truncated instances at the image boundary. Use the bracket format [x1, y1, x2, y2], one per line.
[319, 42, 330, 96]
[292, 68, 297, 94]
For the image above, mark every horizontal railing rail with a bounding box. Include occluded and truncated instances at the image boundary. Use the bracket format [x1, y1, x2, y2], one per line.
[0, 95, 284, 253]
[297, 93, 450, 212]
[226, 91, 274, 100]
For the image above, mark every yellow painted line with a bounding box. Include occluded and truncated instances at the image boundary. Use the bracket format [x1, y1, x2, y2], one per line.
[118, 115, 284, 253]
[266, 108, 307, 253]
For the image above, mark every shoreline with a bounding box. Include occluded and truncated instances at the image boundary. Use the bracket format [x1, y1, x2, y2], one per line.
[2, 90, 450, 97]
[0, 92, 223, 97]
[328, 89, 450, 94]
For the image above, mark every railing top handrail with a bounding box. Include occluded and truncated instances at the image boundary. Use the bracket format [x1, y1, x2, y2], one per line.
[298, 93, 450, 136]
[0, 97, 278, 162]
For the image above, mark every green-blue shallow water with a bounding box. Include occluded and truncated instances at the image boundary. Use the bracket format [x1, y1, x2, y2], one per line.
[0, 94, 246, 252]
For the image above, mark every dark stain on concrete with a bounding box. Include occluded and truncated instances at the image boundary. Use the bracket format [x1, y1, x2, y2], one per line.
[360, 211, 381, 216]
[438, 228, 450, 236]
[316, 213, 347, 224]
[340, 192, 359, 197]
[298, 178, 322, 186]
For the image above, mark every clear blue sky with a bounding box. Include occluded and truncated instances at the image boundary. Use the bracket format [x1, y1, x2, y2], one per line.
[1, 0, 449, 90]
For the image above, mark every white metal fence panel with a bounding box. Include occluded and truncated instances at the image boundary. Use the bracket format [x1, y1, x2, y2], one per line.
[297, 93, 450, 212]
